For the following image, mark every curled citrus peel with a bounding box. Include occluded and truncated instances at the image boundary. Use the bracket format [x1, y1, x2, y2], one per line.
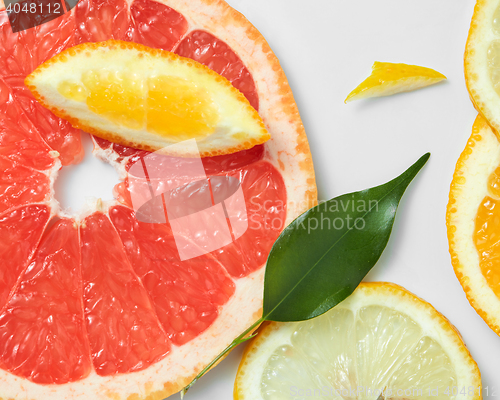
[345, 62, 446, 102]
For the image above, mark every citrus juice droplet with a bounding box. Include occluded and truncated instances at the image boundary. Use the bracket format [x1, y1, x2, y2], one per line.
[474, 164, 500, 295]
[58, 72, 220, 141]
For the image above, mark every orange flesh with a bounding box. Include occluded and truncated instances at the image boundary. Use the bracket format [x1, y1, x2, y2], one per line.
[474, 166, 500, 295]
[0, 0, 287, 384]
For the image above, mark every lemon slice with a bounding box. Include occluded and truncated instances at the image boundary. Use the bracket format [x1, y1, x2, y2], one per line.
[234, 282, 480, 400]
[25, 40, 270, 157]
[345, 62, 446, 102]
[465, 0, 500, 137]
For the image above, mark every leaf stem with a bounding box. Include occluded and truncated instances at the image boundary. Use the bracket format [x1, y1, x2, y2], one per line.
[180, 316, 265, 397]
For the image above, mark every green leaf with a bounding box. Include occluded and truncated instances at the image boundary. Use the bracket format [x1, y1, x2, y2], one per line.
[181, 153, 430, 396]
[262, 152, 430, 322]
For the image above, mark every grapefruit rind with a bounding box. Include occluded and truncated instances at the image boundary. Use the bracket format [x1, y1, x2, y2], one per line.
[234, 282, 481, 400]
[465, 0, 500, 137]
[26, 40, 270, 158]
[447, 115, 500, 335]
[0, 0, 317, 398]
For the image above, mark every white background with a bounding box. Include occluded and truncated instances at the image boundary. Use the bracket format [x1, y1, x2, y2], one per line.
[58, 0, 499, 398]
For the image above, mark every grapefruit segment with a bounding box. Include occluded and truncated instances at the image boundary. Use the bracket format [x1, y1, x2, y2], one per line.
[80, 212, 171, 375]
[4, 75, 83, 165]
[74, 0, 133, 44]
[176, 30, 259, 111]
[0, 13, 74, 77]
[109, 205, 236, 345]
[33, 12, 75, 65]
[0, 77, 56, 170]
[0, 14, 82, 166]
[0, 204, 51, 310]
[130, 0, 188, 51]
[0, 157, 50, 214]
[0, 218, 91, 384]
[211, 161, 286, 278]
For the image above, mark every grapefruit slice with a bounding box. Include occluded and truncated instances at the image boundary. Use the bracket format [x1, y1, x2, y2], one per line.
[447, 115, 500, 335]
[0, 0, 316, 398]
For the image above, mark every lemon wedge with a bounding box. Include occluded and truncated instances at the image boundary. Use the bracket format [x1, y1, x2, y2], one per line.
[25, 40, 270, 157]
[345, 62, 446, 102]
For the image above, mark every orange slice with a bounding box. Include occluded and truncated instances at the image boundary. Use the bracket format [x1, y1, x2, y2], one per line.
[345, 62, 446, 102]
[447, 114, 500, 335]
[26, 41, 270, 158]
[235, 282, 480, 400]
[0, 0, 317, 398]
